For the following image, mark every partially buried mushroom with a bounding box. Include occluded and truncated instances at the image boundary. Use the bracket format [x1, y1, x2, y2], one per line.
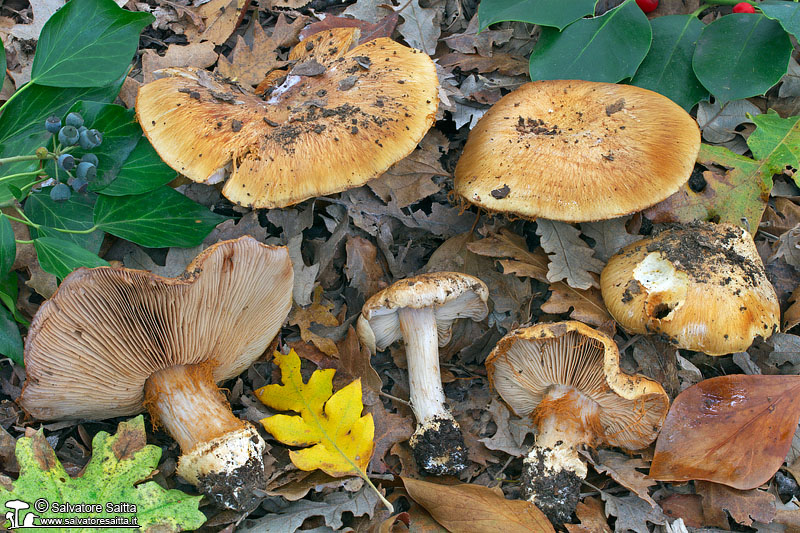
[357, 272, 489, 475]
[486, 321, 669, 525]
[600, 222, 780, 355]
[20, 236, 294, 511]
[454, 80, 701, 222]
[136, 30, 438, 209]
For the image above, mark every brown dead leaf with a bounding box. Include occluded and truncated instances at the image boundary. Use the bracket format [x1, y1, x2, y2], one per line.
[437, 52, 529, 76]
[586, 450, 657, 508]
[367, 397, 414, 474]
[785, 286, 800, 332]
[2, 0, 66, 42]
[117, 76, 140, 109]
[564, 497, 612, 533]
[289, 286, 340, 356]
[536, 219, 604, 290]
[184, 0, 250, 45]
[540, 279, 612, 328]
[772, 224, 800, 269]
[695, 481, 776, 527]
[443, 14, 512, 57]
[268, 470, 360, 501]
[299, 14, 400, 44]
[401, 477, 555, 533]
[466, 228, 549, 283]
[479, 398, 534, 457]
[217, 22, 287, 86]
[337, 326, 382, 393]
[264, 0, 311, 10]
[657, 493, 705, 528]
[650, 375, 800, 490]
[457, 415, 499, 467]
[141, 42, 218, 84]
[345, 236, 387, 300]
[761, 198, 800, 236]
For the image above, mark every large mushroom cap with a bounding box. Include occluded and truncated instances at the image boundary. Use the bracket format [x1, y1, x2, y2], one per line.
[21, 236, 294, 420]
[454, 80, 701, 222]
[356, 272, 489, 352]
[486, 321, 669, 451]
[136, 37, 438, 209]
[600, 222, 780, 355]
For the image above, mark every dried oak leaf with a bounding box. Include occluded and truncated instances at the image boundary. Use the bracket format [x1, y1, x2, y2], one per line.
[536, 219, 604, 290]
[479, 398, 535, 457]
[298, 13, 400, 43]
[216, 22, 287, 86]
[142, 42, 218, 84]
[784, 286, 800, 331]
[393, 0, 440, 55]
[289, 287, 340, 357]
[772, 223, 800, 269]
[579, 217, 640, 263]
[650, 375, 800, 490]
[540, 279, 612, 328]
[401, 477, 555, 533]
[601, 493, 667, 533]
[695, 481, 776, 527]
[585, 450, 657, 508]
[184, 0, 250, 45]
[437, 52, 529, 76]
[565, 497, 612, 533]
[345, 236, 387, 301]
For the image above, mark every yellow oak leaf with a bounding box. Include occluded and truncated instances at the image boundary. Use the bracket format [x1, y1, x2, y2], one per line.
[256, 349, 375, 477]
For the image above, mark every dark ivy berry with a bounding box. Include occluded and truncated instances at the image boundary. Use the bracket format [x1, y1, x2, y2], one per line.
[76, 161, 97, 181]
[88, 129, 102, 147]
[65, 112, 84, 128]
[57, 153, 75, 171]
[50, 183, 72, 202]
[79, 128, 102, 150]
[45, 115, 62, 134]
[58, 125, 79, 146]
[81, 153, 99, 166]
[71, 178, 88, 193]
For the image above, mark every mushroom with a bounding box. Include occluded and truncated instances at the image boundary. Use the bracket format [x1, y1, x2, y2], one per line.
[600, 222, 780, 355]
[357, 272, 489, 475]
[485, 321, 669, 525]
[454, 80, 701, 222]
[136, 35, 438, 209]
[20, 236, 294, 511]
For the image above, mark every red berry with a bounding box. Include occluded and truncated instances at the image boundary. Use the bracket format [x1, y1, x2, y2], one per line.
[733, 2, 756, 13]
[636, 0, 658, 13]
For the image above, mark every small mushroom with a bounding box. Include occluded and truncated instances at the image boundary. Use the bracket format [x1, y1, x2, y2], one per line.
[454, 80, 701, 222]
[20, 237, 294, 511]
[600, 222, 780, 355]
[486, 321, 669, 525]
[136, 36, 438, 209]
[357, 272, 489, 475]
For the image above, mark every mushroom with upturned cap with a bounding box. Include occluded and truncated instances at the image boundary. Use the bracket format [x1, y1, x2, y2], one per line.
[454, 80, 700, 222]
[20, 237, 293, 511]
[600, 222, 780, 355]
[136, 35, 438, 209]
[357, 272, 489, 475]
[486, 321, 669, 525]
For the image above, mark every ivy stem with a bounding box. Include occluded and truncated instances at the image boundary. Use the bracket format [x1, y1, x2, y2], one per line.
[15, 239, 33, 245]
[17, 178, 49, 197]
[0, 81, 33, 117]
[0, 154, 47, 166]
[12, 206, 36, 228]
[4, 214, 38, 229]
[0, 170, 46, 184]
[53, 226, 99, 235]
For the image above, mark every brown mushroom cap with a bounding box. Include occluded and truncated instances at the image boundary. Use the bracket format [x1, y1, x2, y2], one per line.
[136, 37, 438, 209]
[486, 321, 669, 451]
[600, 222, 780, 355]
[21, 236, 294, 420]
[454, 80, 701, 222]
[356, 272, 489, 352]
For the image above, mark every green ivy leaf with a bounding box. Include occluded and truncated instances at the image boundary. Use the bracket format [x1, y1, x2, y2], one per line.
[0, 303, 22, 365]
[94, 187, 228, 248]
[0, 272, 27, 326]
[478, 0, 597, 31]
[30, 0, 153, 87]
[747, 109, 800, 185]
[529, 0, 651, 83]
[0, 214, 15, 277]
[0, 416, 206, 531]
[630, 15, 708, 111]
[760, 0, 800, 41]
[0, 82, 122, 205]
[0, 43, 6, 93]
[34, 237, 109, 279]
[692, 14, 792, 104]
[25, 190, 104, 253]
[95, 135, 176, 196]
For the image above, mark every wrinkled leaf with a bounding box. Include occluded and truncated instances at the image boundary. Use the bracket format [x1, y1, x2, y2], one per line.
[536, 219, 604, 290]
[0, 416, 205, 531]
[692, 14, 792, 104]
[747, 109, 800, 186]
[402, 477, 555, 533]
[579, 217, 639, 263]
[696, 99, 761, 144]
[565, 497, 612, 533]
[33, 237, 109, 279]
[529, 0, 651, 83]
[393, 0, 440, 55]
[478, 0, 596, 31]
[650, 374, 800, 489]
[601, 493, 667, 533]
[630, 15, 707, 111]
[289, 287, 341, 357]
[784, 286, 800, 331]
[541, 281, 611, 327]
[587, 450, 656, 508]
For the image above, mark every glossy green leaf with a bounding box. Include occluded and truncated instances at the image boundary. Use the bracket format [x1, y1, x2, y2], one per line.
[25, 190, 104, 253]
[0, 215, 15, 277]
[747, 109, 800, 185]
[0, 272, 27, 326]
[33, 237, 109, 279]
[693, 14, 792, 104]
[30, 0, 152, 87]
[529, 0, 651, 83]
[630, 15, 708, 110]
[96, 137, 176, 196]
[0, 43, 6, 93]
[0, 304, 23, 365]
[0, 82, 122, 205]
[478, 0, 597, 31]
[760, 0, 800, 41]
[94, 186, 228, 248]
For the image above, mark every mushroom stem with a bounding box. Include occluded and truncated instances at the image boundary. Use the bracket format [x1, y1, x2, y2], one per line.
[397, 307, 448, 423]
[397, 306, 467, 475]
[144, 364, 244, 451]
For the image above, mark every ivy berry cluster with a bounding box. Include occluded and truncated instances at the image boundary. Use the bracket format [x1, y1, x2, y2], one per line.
[43, 112, 103, 202]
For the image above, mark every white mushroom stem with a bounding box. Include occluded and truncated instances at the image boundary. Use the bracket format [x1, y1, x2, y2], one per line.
[396, 306, 451, 424]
